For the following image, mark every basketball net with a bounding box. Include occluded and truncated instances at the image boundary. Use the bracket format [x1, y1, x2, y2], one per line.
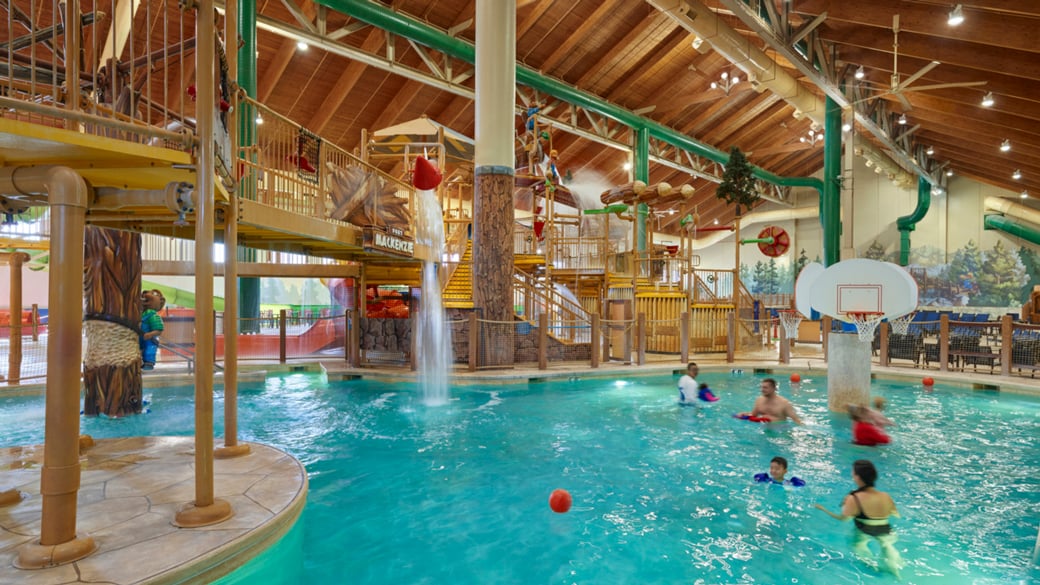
[847, 312, 884, 343]
[778, 310, 803, 340]
[890, 312, 914, 336]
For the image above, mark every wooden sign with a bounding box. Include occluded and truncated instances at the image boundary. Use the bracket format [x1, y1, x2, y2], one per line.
[363, 227, 414, 258]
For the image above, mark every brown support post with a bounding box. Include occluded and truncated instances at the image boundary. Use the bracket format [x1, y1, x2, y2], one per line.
[6, 167, 96, 567]
[822, 316, 832, 362]
[939, 314, 950, 372]
[879, 322, 890, 367]
[590, 314, 600, 368]
[344, 311, 350, 364]
[278, 309, 287, 363]
[726, 311, 735, 363]
[637, 312, 646, 366]
[1000, 314, 1012, 376]
[347, 309, 360, 367]
[216, 194, 248, 459]
[779, 318, 790, 365]
[680, 311, 689, 363]
[410, 315, 417, 371]
[468, 312, 478, 372]
[174, 0, 232, 528]
[8, 252, 27, 384]
[473, 169, 514, 367]
[538, 313, 548, 370]
[31, 303, 39, 341]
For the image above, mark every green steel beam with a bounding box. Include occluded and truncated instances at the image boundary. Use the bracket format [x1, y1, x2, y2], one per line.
[237, 0, 261, 332]
[635, 127, 649, 254]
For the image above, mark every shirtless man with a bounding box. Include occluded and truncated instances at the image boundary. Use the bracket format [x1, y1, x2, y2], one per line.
[738, 378, 803, 424]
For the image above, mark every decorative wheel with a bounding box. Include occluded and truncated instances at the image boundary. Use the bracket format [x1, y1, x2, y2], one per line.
[757, 226, 790, 257]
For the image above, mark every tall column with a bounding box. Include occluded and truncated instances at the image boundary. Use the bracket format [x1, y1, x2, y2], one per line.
[634, 128, 649, 256]
[840, 109, 856, 260]
[822, 96, 842, 267]
[472, 0, 516, 366]
[175, 0, 232, 527]
[7, 252, 27, 384]
[217, 0, 249, 459]
[237, 0, 261, 332]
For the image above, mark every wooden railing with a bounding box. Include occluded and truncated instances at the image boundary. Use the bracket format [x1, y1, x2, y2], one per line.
[692, 269, 735, 304]
[438, 222, 471, 286]
[549, 236, 611, 272]
[237, 96, 415, 235]
[513, 267, 591, 344]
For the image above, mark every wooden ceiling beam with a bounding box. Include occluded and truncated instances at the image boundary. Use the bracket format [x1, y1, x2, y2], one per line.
[573, 8, 669, 91]
[536, 1, 617, 73]
[306, 28, 385, 135]
[792, 0, 1040, 54]
[517, 0, 557, 39]
[902, 107, 1040, 153]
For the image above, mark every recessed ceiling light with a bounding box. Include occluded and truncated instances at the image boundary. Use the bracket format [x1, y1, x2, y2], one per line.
[1000, 139, 1011, 152]
[713, 218, 719, 225]
[854, 66, 865, 80]
[898, 113, 908, 125]
[1013, 169, 1022, 180]
[946, 169, 954, 177]
[926, 146, 935, 156]
[948, 4, 965, 26]
[297, 41, 309, 51]
[981, 92, 994, 107]
[1021, 191, 1029, 199]
[623, 162, 632, 171]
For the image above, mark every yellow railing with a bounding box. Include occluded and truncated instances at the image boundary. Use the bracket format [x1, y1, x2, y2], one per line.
[549, 236, 611, 271]
[438, 222, 471, 285]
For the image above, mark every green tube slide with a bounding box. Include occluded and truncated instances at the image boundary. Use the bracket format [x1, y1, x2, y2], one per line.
[896, 177, 932, 266]
[583, 204, 629, 215]
[984, 214, 1040, 246]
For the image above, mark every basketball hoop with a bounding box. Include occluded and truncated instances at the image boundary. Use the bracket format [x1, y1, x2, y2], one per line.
[890, 312, 915, 336]
[847, 312, 884, 343]
[777, 309, 803, 340]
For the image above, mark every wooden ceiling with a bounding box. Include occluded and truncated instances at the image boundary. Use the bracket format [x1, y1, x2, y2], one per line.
[55, 0, 1040, 234]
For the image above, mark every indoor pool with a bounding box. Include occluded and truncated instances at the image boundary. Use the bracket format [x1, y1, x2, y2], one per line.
[2, 371, 1038, 584]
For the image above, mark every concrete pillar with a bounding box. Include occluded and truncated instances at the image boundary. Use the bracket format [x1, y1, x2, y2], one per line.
[827, 332, 871, 411]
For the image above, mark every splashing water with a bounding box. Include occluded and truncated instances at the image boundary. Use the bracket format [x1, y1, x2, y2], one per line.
[414, 188, 452, 405]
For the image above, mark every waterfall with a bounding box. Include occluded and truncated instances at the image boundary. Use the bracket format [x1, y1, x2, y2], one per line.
[414, 188, 452, 405]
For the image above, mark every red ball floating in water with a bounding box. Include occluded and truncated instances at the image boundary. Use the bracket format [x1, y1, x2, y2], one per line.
[790, 373, 801, 383]
[549, 489, 572, 513]
[922, 377, 935, 387]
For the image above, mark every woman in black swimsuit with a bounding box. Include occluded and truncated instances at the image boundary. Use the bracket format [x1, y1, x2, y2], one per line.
[815, 459, 903, 577]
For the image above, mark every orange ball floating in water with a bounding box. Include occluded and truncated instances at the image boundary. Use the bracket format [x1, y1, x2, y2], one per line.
[923, 377, 935, 386]
[549, 489, 572, 513]
[790, 373, 801, 383]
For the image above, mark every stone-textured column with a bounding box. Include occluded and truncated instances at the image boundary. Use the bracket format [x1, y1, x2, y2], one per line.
[472, 0, 516, 366]
[827, 332, 871, 411]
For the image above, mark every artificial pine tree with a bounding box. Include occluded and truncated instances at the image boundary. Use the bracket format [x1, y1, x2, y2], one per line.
[716, 146, 759, 216]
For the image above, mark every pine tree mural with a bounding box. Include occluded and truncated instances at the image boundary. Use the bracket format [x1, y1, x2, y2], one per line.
[977, 240, 1026, 306]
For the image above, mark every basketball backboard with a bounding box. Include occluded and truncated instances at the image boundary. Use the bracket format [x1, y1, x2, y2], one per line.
[806, 259, 918, 323]
[794, 262, 825, 317]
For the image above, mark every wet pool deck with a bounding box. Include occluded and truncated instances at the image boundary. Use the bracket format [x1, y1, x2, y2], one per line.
[0, 437, 306, 585]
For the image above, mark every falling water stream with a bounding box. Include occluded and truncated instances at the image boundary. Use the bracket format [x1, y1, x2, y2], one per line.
[414, 188, 452, 405]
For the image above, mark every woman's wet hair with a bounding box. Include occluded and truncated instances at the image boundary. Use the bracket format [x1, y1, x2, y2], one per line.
[853, 459, 878, 487]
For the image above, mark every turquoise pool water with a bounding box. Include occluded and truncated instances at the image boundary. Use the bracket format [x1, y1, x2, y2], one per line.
[2, 372, 1039, 584]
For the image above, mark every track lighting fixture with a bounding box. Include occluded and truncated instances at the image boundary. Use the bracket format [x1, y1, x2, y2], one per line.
[1013, 169, 1022, 180]
[948, 4, 965, 26]
[1000, 139, 1011, 152]
[926, 146, 935, 156]
[981, 92, 994, 107]
[854, 66, 865, 80]
[1020, 191, 1029, 199]
[898, 113, 908, 125]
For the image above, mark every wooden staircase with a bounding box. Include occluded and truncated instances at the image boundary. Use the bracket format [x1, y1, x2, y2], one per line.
[442, 240, 474, 309]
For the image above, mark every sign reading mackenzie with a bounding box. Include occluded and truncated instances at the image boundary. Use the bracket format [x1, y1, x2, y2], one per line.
[363, 227, 414, 257]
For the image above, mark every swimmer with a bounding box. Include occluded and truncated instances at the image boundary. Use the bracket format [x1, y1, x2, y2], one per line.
[753, 456, 805, 487]
[849, 405, 891, 446]
[697, 383, 719, 402]
[677, 362, 699, 405]
[736, 378, 803, 424]
[815, 459, 903, 577]
[864, 397, 895, 427]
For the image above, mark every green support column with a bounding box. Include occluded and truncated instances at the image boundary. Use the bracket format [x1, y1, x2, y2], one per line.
[822, 96, 842, 267]
[634, 127, 649, 254]
[897, 177, 931, 266]
[237, 0, 261, 332]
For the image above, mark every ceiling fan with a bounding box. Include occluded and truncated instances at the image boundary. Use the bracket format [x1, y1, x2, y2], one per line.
[852, 14, 986, 110]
